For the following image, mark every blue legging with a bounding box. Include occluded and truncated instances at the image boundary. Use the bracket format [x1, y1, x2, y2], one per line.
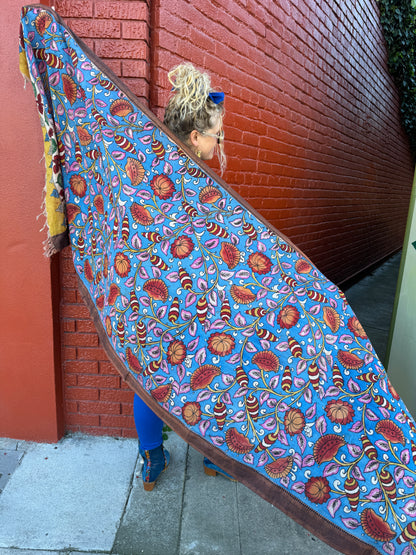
[133, 394, 164, 450]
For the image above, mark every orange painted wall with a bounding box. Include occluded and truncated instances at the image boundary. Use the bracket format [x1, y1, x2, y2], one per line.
[0, 0, 64, 441]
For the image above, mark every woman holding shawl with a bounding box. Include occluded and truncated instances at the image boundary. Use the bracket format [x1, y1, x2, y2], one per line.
[134, 62, 230, 491]
[22, 7, 416, 548]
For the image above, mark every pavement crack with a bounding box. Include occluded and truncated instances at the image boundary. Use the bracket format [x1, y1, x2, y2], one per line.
[110, 442, 140, 554]
[175, 443, 189, 555]
[235, 482, 243, 555]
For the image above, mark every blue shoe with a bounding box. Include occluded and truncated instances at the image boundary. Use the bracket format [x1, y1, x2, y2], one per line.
[139, 444, 170, 491]
[203, 457, 236, 481]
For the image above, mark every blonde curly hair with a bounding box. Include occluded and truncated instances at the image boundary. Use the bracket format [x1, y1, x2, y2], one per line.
[164, 63, 226, 173]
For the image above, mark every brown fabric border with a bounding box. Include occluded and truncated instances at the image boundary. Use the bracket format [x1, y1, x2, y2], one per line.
[51, 230, 70, 253]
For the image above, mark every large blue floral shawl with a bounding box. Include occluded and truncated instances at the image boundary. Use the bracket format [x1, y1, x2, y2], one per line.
[20, 5, 416, 554]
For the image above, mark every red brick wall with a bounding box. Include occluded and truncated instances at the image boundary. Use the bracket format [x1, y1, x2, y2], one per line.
[152, 0, 413, 282]
[54, 0, 150, 101]
[56, 0, 414, 437]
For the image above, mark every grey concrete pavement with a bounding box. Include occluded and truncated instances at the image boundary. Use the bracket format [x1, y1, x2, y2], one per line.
[0, 436, 137, 553]
[0, 252, 402, 555]
[0, 434, 340, 555]
[343, 251, 401, 364]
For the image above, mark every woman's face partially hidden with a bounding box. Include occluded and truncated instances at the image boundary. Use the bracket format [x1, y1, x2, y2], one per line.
[188, 118, 223, 161]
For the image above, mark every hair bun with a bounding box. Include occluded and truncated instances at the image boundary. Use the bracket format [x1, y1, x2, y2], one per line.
[168, 63, 212, 120]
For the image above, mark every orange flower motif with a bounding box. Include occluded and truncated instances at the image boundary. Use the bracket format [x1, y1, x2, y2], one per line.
[171, 236, 194, 259]
[305, 476, 330, 504]
[199, 185, 222, 204]
[167, 340, 187, 366]
[388, 378, 400, 401]
[325, 399, 355, 425]
[190, 365, 221, 390]
[96, 295, 104, 310]
[105, 315, 112, 337]
[143, 279, 168, 302]
[284, 408, 305, 436]
[295, 259, 312, 274]
[182, 401, 202, 426]
[103, 255, 109, 279]
[360, 508, 395, 542]
[108, 283, 120, 305]
[313, 434, 346, 465]
[337, 350, 364, 370]
[220, 242, 240, 269]
[230, 285, 256, 304]
[265, 456, 293, 479]
[70, 174, 87, 197]
[347, 316, 367, 339]
[34, 12, 52, 35]
[248, 252, 272, 274]
[126, 347, 143, 374]
[93, 194, 105, 214]
[114, 252, 131, 277]
[277, 305, 300, 329]
[77, 126, 92, 146]
[252, 350, 279, 372]
[66, 203, 81, 224]
[150, 174, 175, 199]
[110, 98, 134, 117]
[375, 419, 405, 445]
[62, 74, 77, 105]
[125, 158, 145, 186]
[131, 203, 153, 225]
[225, 428, 253, 454]
[207, 332, 235, 356]
[84, 259, 94, 282]
[151, 384, 172, 403]
[323, 306, 340, 333]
